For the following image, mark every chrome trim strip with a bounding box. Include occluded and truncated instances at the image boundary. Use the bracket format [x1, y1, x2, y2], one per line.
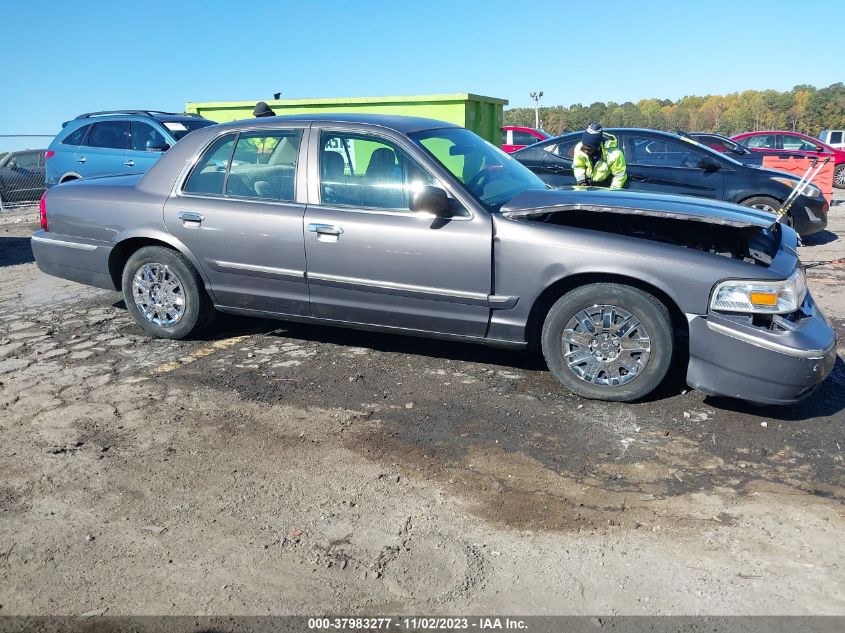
[31, 236, 97, 251]
[210, 260, 304, 280]
[705, 320, 836, 359]
[213, 304, 527, 350]
[307, 272, 490, 305]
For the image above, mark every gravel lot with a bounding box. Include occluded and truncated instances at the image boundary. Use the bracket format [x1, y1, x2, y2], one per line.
[1, 192, 844, 616]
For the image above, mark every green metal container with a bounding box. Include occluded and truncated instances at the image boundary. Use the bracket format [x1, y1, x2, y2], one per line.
[185, 93, 508, 146]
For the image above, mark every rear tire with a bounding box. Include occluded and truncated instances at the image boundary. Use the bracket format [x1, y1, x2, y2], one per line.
[741, 196, 791, 227]
[541, 283, 674, 402]
[835, 164, 845, 189]
[122, 246, 214, 340]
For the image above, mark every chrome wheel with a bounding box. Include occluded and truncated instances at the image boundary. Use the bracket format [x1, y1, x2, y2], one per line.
[131, 263, 185, 327]
[835, 165, 845, 187]
[561, 305, 651, 387]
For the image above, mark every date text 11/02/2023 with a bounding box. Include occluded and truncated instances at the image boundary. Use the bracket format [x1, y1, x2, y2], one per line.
[307, 617, 529, 630]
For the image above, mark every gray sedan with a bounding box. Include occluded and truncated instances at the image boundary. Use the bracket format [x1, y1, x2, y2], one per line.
[31, 114, 836, 404]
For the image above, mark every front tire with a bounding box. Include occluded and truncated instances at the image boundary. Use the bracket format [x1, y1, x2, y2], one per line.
[541, 283, 674, 402]
[741, 196, 791, 227]
[122, 246, 213, 339]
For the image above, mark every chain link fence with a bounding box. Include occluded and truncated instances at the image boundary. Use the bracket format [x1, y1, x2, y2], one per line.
[0, 135, 53, 212]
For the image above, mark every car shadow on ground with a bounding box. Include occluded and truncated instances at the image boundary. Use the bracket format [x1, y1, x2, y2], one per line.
[802, 229, 838, 246]
[0, 236, 35, 267]
[112, 301, 843, 419]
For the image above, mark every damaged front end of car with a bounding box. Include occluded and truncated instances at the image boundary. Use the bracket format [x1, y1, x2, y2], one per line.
[499, 189, 837, 404]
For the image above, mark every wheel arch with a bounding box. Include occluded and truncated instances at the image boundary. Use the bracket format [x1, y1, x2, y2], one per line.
[524, 272, 689, 355]
[59, 172, 82, 183]
[108, 232, 211, 294]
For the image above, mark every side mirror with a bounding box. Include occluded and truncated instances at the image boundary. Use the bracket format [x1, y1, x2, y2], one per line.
[815, 145, 827, 153]
[410, 185, 449, 216]
[7, 160, 16, 170]
[698, 157, 721, 172]
[145, 141, 170, 152]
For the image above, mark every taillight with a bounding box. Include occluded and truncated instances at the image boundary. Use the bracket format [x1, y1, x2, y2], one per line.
[44, 150, 55, 160]
[39, 192, 48, 231]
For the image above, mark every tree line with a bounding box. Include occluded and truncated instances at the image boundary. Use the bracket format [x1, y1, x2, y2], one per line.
[504, 83, 845, 137]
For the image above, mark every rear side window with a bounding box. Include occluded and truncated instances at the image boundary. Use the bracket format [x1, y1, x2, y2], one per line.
[62, 124, 90, 146]
[743, 134, 776, 149]
[85, 121, 129, 149]
[182, 134, 237, 195]
[226, 130, 301, 202]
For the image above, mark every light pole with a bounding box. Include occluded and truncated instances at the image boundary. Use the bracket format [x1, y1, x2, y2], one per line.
[530, 91, 543, 129]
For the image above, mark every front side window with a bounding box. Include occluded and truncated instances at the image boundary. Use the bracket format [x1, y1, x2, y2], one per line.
[319, 131, 436, 210]
[85, 121, 128, 149]
[161, 119, 216, 141]
[13, 152, 40, 168]
[743, 134, 776, 149]
[130, 122, 168, 152]
[544, 138, 578, 162]
[62, 124, 90, 146]
[413, 127, 546, 210]
[628, 135, 705, 168]
[830, 131, 843, 145]
[226, 130, 301, 202]
[183, 134, 237, 195]
[780, 135, 820, 152]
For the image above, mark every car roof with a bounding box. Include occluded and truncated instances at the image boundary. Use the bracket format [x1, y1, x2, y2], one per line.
[216, 113, 461, 134]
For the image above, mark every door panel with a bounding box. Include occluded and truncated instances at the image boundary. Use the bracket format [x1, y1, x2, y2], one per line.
[76, 120, 128, 178]
[163, 128, 310, 315]
[125, 121, 167, 174]
[304, 206, 492, 336]
[625, 134, 724, 199]
[304, 129, 492, 337]
[164, 196, 308, 314]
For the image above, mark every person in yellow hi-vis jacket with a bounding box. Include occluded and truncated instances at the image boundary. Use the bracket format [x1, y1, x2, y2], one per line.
[572, 122, 627, 189]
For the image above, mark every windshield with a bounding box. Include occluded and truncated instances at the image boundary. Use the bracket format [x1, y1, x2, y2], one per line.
[161, 119, 216, 141]
[410, 127, 547, 210]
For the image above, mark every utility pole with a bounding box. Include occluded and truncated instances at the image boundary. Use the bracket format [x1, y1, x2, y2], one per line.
[530, 91, 543, 129]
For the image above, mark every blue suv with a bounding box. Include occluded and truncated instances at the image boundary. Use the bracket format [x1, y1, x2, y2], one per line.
[45, 110, 216, 187]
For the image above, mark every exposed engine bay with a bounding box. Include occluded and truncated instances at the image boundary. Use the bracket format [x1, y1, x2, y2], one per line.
[523, 210, 779, 267]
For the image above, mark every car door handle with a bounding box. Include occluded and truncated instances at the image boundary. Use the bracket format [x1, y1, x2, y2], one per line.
[124, 160, 135, 167]
[77, 157, 87, 164]
[178, 211, 205, 225]
[308, 223, 344, 236]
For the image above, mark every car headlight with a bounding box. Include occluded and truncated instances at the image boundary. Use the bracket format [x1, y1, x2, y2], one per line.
[771, 176, 821, 199]
[711, 269, 807, 314]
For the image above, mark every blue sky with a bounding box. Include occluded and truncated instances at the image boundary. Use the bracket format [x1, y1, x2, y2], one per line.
[1, 0, 842, 149]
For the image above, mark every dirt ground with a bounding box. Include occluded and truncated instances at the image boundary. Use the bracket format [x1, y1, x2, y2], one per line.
[1, 192, 844, 616]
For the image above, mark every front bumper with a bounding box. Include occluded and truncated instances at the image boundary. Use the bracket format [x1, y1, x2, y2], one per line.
[790, 196, 828, 237]
[686, 292, 837, 405]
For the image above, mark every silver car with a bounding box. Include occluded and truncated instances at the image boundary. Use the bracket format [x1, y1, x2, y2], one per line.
[31, 114, 837, 404]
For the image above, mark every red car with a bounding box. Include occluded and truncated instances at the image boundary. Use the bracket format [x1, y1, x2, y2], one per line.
[732, 131, 845, 189]
[502, 126, 550, 153]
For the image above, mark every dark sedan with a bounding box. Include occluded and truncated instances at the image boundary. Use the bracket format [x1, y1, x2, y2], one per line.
[0, 149, 46, 205]
[513, 129, 829, 236]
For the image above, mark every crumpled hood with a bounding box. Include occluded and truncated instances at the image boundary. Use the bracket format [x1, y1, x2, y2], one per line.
[500, 187, 777, 229]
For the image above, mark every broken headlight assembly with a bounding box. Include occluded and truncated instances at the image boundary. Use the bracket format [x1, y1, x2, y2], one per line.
[710, 268, 807, 314]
